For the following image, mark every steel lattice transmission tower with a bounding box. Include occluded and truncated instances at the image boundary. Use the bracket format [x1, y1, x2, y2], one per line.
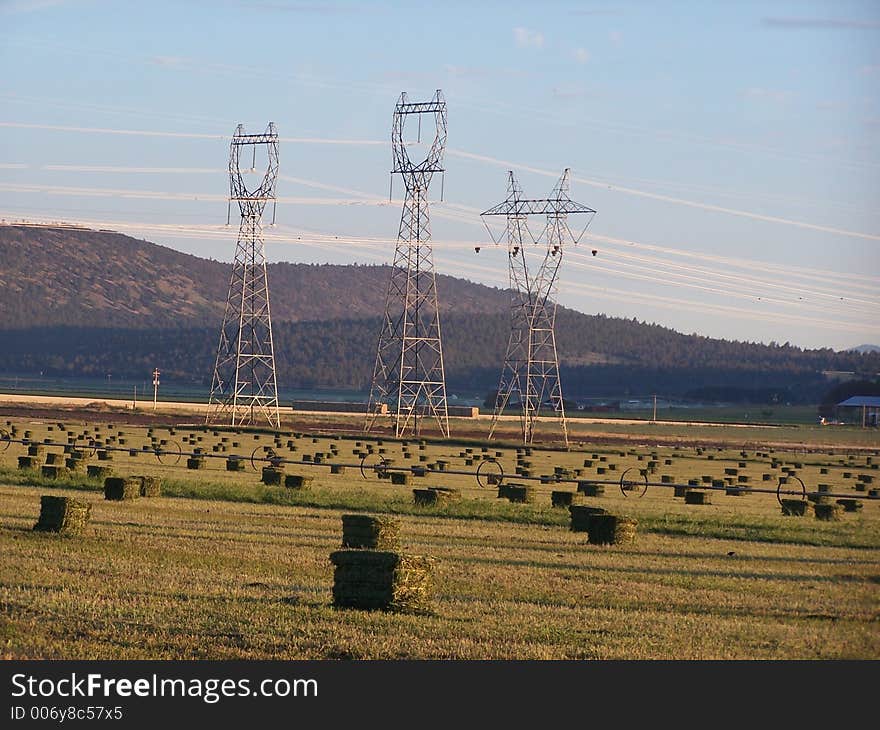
[481, 169, 595, 445]
[206, 122, 281, 429]
[366, 90, 450, 438]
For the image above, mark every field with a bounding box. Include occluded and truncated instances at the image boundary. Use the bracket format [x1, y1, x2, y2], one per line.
[1, 412, 878, 659]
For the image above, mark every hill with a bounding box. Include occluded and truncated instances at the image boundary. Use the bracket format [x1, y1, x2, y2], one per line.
[0, 225, 508, 328]
[2, 225, 879, 403]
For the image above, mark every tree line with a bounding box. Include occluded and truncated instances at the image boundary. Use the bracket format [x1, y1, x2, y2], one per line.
[3, 313, 877, 404]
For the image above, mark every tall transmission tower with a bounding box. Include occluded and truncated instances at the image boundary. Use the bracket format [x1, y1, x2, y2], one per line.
[365, 90, 450, 438]
[206, 122, 281, 429]
[481, 169, 595, 445]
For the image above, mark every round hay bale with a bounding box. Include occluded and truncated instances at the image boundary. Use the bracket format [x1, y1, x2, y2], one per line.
[226, 458, 245, 472]
[586, 514, 637, 545]
[390, 472, 412, 486]
[330, 464, 346, 475]
[186, 457, 205, 470]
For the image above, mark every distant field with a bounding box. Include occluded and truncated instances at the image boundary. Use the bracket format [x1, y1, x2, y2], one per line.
[1, 416, 878, 659]
[577, 405, 822, 426]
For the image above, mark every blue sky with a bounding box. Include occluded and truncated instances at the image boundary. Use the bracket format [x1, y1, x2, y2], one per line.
[1, 0, 878, 350]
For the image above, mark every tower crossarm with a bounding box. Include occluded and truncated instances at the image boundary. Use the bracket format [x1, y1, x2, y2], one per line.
[391, 90, 447, 176]
[229, 122, 279, 209]
[481, 198, 595, 217]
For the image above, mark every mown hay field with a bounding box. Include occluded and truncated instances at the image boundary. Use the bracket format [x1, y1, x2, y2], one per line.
[1, 417, 878, 659]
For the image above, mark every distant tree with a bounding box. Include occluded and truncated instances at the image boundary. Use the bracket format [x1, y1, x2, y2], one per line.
[482, 389, 499, 410]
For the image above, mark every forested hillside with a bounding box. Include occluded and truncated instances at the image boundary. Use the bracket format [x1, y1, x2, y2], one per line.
[2, 225, 878, 403]
[0, 226, 508, 328]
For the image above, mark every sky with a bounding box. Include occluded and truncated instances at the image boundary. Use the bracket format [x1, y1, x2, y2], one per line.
[0, 0, 878, 351]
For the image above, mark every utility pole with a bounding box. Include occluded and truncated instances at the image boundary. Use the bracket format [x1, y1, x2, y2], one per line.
[207, 123, 281, 429]
[481, 169, 595, 446]
[152, 368, 160, 411]
[366, 90, 450, 438]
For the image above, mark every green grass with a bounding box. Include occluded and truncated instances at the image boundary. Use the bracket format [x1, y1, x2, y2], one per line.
[1, 415, 878, 660]
[4, 465, 878, 550]
[2, 485, 878, 660]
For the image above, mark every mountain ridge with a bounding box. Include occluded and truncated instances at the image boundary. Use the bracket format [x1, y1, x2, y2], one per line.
[0, 225, 510, 329]
[2, 225, 878, 402]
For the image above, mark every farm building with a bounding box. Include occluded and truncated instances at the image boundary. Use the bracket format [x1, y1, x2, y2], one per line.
[837, 395, 880, 427]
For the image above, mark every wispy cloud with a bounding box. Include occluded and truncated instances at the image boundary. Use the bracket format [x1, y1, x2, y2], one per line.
[149, 56, 188, 67]
[442, 65, 526, 81]
[571, 47, 591, 64]
[551, 85, 586, 100]
[762, 17, 880, 30]
[814, 100, 844, 111]
[569, 8, 623, 16]
[443, 65, 490, 79]
[741, 87, 794, 103]
[513, 27, 544, 49]
[0, 0, 69, 13]
[609, 30, 622, 45]
[235, 1, 384, 14]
